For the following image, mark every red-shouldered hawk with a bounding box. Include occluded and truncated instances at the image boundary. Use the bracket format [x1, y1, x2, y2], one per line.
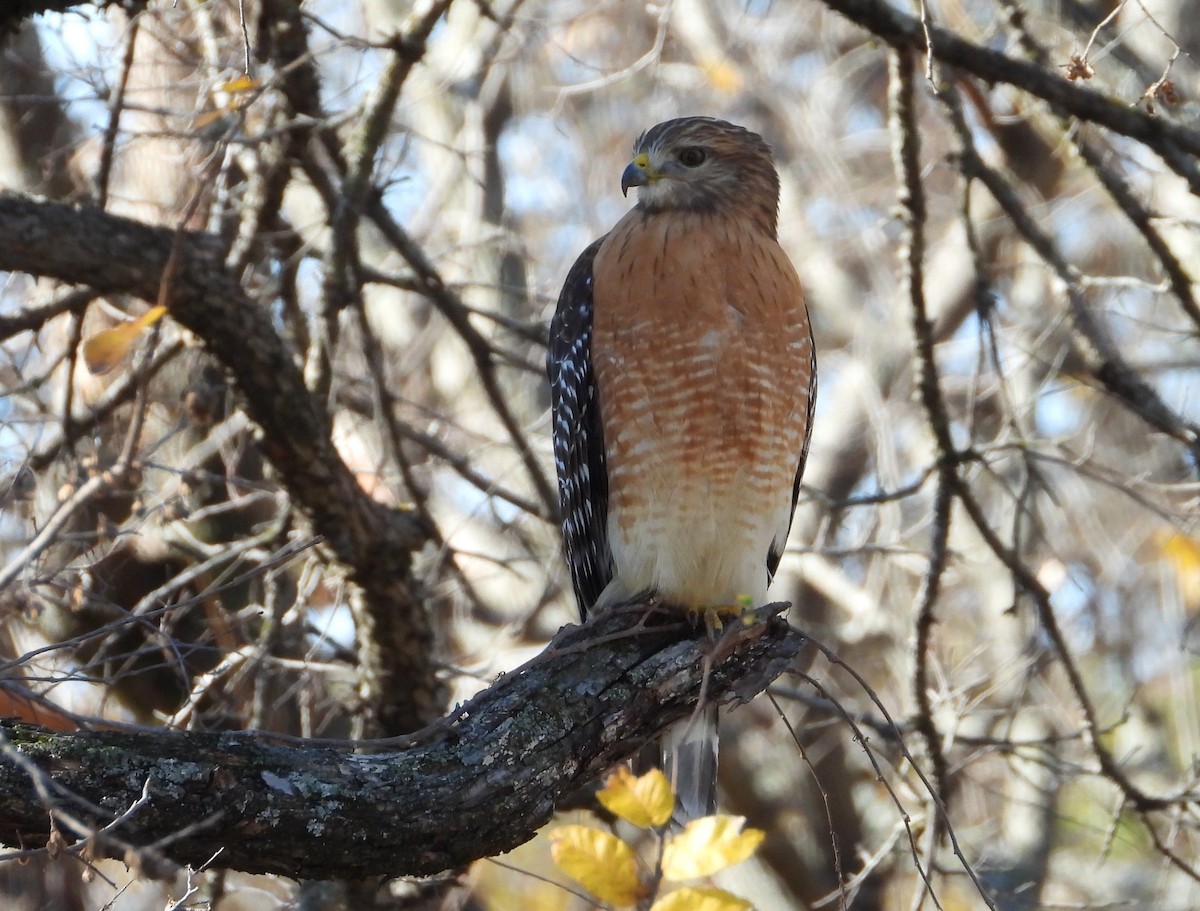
[548, 117, 816, 818]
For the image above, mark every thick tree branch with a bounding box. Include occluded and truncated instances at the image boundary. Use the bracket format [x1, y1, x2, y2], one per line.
[253, 0, 446, 736]
[0, 606, 804, 879]
[0, 191, 439, 732]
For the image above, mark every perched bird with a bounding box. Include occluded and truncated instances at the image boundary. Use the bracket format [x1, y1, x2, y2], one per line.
[548, 117, 816, 819]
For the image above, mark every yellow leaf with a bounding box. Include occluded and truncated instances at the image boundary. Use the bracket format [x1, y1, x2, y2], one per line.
[703, 60, 743, 95]
[597, 767, 675, 828]
[218, 74, 259, 94]
[83, 306, 168, 375]
[1158, 530, 1200, 574]
[650, 886, 752, 911]
[1157, 529, 1200, 611]
[549, 825, 642, 907]
[661, 816, 765, 880]
[194, 109, 232, 130]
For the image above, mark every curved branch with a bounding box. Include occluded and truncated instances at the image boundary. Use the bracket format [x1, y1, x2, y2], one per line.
[0, 191, 439, 732]
[0, 605, 803, 879]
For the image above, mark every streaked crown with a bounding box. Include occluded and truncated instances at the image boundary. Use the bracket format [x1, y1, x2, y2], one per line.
[623, 117, 780, 235]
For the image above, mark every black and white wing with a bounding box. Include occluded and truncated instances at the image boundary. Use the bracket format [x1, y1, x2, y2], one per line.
[548, 236, 612, 618]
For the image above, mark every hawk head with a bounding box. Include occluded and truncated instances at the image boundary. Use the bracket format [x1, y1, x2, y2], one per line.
[620, 117, 780, 235]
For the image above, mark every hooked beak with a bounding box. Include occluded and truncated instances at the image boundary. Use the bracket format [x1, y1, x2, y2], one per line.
[621, 152, 652, 197]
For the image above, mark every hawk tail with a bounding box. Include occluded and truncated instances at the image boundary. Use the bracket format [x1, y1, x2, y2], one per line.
[663, 704, 719, 823]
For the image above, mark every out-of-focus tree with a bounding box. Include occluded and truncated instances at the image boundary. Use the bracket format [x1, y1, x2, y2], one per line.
[1, 0, 1199, 908]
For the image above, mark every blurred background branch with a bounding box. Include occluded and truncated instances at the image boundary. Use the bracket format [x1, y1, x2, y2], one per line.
[1, 0, 1199, 908]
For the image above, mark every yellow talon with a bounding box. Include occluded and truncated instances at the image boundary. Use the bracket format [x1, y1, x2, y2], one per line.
[691, 601, 751, 637]
[679, 596, 757, 637]
[705, 607, 724, 636]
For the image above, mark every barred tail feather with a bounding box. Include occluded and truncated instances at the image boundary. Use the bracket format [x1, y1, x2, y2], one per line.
[663, 704, 719, 823]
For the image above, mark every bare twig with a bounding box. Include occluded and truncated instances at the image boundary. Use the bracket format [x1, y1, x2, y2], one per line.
[936, 82, 1200, 464]
[95, 14, 140, 209]
[952, 477, 1198, 812]
[996, 0, 1200, 332]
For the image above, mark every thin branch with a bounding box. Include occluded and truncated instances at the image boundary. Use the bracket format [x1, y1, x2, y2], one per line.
[0, 468, 118, 591]
[951, 477, 1198, 812]
[817, 0, 1200, 193]
[0, 287, 94, 342]
[788, 670, 947, 911]
[768, 692, 849, 911]
[24, 338, 186, 472]
[935, 83, 1200, 464]
[794, 637, 1000, 910]
[995, 0, 1200, 333]
[94, 14, 139, 209]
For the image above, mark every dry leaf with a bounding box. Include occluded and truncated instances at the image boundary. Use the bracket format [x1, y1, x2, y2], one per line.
[82, 305, 167, 374]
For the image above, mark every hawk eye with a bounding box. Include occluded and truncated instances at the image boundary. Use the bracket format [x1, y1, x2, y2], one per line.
[678, 147, 707, 167]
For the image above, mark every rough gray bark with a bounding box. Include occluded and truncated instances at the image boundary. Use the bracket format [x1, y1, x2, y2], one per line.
[0, 605, 803, 879]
